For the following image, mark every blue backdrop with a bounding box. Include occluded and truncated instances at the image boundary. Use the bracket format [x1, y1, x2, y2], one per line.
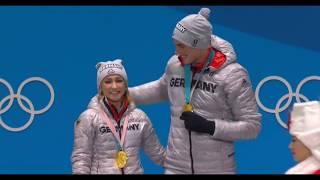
[1, 6, 320, 174]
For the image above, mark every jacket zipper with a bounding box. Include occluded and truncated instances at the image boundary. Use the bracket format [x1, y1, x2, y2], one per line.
[188, 73, 198, 174]
[97, 161, 99, 174]
[118, 121, 125, 175]
[189, 130, 194, 174]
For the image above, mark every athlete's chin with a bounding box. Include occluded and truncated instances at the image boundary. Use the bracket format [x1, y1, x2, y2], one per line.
[108, 96, 123, 103]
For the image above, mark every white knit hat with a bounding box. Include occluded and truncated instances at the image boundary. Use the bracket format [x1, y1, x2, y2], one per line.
[289, 101, 320, 161]
[172, 7, 212, 49]
[96, 59, 127, 91]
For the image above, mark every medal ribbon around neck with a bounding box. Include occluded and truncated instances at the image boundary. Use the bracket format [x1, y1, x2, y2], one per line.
[183, 50, 215, 112]
[97, 107, 129, 168]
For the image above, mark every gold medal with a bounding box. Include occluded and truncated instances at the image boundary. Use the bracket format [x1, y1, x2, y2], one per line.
[183, 103, 193, 112]
[115, 150, 128, 169]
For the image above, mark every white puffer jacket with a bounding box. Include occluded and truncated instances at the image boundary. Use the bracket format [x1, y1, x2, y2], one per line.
[71, 98, 166, 174]
[129, 35, 262, 174]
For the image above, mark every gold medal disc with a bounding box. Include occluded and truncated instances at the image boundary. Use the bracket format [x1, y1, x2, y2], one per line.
[115, 150, 128, 169]
[183, 103, 193, 112]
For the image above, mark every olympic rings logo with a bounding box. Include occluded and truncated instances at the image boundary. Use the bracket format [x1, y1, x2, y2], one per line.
[0, 77, 55, 132]
[255, 75, 320, 129]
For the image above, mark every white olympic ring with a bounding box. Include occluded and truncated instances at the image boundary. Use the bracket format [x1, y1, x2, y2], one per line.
[0, 77, 54, 132]
[255, 75, 320, 129]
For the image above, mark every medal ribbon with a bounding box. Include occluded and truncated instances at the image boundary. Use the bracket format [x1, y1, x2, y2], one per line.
[97, 107, 129, 149]
[184, 64, 192, 104]
[183, 50, 215, 105]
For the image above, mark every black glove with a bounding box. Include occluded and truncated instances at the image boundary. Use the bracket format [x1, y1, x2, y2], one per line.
[180, 111, 215, 135]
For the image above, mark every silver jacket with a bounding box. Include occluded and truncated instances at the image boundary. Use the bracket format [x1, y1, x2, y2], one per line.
[129, 35, 262, 174]
[71, 98, 166, 174]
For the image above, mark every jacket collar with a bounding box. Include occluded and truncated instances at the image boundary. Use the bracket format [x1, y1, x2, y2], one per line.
[178, 47, 227, 74]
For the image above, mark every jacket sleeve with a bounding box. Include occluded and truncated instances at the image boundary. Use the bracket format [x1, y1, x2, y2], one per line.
[128, 61, 170, 105]
[140, 111, 166, 166]
[71, 109, 97, 174]
[212, 68, 262, 141]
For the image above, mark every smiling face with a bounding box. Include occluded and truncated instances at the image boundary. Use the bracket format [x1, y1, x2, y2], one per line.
[289, 136, 312, 162]
[100, 74, 127, 104]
